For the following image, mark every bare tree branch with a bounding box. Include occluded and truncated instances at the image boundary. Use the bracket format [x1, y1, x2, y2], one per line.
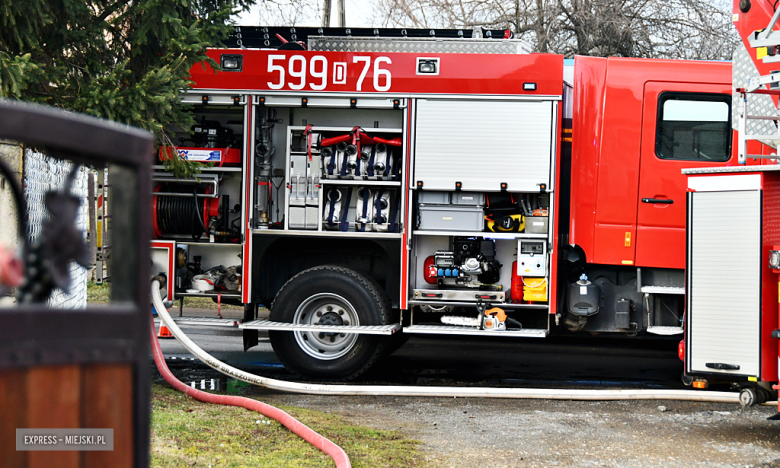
[369, 0, 738, 59]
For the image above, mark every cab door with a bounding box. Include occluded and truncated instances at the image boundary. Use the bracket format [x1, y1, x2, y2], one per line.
[635, 82, 733, 269]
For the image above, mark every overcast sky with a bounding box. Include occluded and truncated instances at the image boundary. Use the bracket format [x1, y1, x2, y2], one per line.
[234, 1, 374, 27]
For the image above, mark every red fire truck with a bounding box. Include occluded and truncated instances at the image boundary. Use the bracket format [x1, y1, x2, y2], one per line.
[673, 0, 780, 406]
[150, 27, 756, 380]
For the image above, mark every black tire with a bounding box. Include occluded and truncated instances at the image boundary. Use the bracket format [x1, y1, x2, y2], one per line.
[269, 265, 392, 381]
[739, 387, 758, 407]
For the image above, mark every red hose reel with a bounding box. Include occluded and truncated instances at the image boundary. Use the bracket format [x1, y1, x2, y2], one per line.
[152, 184, 224, 240]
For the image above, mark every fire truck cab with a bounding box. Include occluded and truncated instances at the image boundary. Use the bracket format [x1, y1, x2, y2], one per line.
[150, 28, 740, 380]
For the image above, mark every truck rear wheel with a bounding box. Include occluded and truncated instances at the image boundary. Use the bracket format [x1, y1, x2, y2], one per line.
[269, 265, 391, 381]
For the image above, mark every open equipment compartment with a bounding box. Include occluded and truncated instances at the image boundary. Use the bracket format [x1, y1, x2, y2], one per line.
[284, 125, 404, 233]
[152, 92, 248, 302]
[247, 99, 406, 236]
[405, 96, 559, 337]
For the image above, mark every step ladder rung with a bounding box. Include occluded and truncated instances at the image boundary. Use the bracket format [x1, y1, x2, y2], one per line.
[749, 34, 780, 49]
[739, 154, 778, 160]
[646, 326, 683, 336]
[171, 317, 240, 327]
[239, 320, 401, 335]
[761, 55, 780, 64]
[640, 286, 684, 295]
[403, 325, 548, 338]
[742, 135, 780, 141]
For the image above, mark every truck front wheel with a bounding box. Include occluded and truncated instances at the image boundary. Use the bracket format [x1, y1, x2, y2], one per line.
[268, 265, 391, 381]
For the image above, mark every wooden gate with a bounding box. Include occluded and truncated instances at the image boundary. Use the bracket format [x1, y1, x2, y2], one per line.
[0, 101, 153, 468]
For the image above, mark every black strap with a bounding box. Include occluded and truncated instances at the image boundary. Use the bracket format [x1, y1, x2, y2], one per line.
[326, 189, 338, 228]
[340, 147, 349, 177]
[367, 145, 376, 177]
[339, 188, 352, 231]
[359, 187, 370, 232]
[375, 190, 383, 224]
[389, 191, 400, 232]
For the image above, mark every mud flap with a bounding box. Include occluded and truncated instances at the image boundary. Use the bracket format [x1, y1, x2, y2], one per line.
[243, 303, 259, 351]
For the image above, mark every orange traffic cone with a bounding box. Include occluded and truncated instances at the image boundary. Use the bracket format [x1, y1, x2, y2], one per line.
[158, 321, 174, 339]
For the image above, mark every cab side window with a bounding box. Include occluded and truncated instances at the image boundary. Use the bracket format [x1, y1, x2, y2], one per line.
[655, 93, 731, 161]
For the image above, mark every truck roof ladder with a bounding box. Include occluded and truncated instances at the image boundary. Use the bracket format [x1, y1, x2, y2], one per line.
[736, 8, 780, 164]
[224, 26, 532, 53]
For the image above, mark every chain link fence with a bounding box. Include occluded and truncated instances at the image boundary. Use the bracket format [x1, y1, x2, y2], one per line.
[24, 150, 89, 309]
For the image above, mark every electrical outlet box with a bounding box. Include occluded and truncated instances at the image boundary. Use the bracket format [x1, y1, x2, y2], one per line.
[517, 239, 546, 276]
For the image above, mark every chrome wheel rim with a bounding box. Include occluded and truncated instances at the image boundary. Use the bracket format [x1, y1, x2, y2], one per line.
[293, 292, 360, 360]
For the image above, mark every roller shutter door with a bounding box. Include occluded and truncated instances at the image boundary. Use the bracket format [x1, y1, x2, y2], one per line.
[413, 99, 554, 192]
[688, 189, 761, 376]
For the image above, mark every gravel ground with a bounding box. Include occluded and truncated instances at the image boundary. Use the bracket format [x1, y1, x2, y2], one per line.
[252, 390, 780, 467]
[155, 307, 780, 467]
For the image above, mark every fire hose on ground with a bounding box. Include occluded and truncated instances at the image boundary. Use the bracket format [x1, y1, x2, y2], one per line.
[151, 281, 758, 407]
[150, 279, 351, 468]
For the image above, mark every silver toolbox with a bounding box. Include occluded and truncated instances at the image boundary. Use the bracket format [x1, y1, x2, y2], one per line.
[418, 191, 451, 204]
[525, 216, 549, 234]
[452, 192, 485, 205]
[418, 204, 484, 231]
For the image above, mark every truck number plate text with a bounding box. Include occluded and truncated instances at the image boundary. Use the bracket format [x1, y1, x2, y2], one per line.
[267, 55, 392, 92]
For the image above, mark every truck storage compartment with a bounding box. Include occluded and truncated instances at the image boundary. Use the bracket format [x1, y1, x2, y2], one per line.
[452, 192, 486, 205]
[418, 191, 451, 204]
[160, 103, 244, 166]
[418, 204, 484, 231]
[686, 178, 762, 378]
[413, 99, 554, 192]
[284, 125, 404, 232]
[154, 99, 245, 244]
[418, 191, 485, 205]
[407, 233, 551, 336]
[317, 129, 402, 181]
[414, 191, 548, 235]
[322, 186, 400, 232]
[525, 216, 549, 234]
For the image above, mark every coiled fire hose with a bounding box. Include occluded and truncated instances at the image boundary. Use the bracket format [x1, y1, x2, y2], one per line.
[150, 280, 351, 468]
[151, 280, 746, 403]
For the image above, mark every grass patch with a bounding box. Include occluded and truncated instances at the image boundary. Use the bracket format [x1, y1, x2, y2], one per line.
[151, 384, 429, 467]
[87, 280, 111, 304]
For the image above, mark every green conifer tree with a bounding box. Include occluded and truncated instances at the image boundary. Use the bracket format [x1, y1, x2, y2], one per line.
[0, 0, 254, 177]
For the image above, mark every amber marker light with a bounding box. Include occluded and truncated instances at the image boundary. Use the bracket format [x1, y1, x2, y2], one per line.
[692, 380, 708, 389]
